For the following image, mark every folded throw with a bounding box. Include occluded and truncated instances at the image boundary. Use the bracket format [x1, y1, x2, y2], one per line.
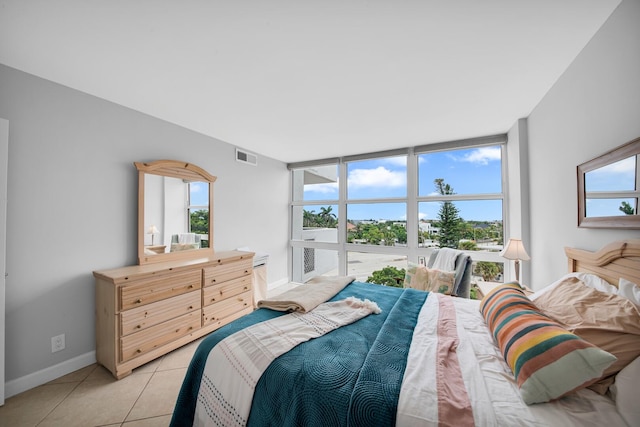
[431, 247, 459, 271]
[257, 275, 355, 312]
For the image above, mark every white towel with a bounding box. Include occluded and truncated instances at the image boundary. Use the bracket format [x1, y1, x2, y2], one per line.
[431, 248, 459, 271]
[178, 233, 196, 244]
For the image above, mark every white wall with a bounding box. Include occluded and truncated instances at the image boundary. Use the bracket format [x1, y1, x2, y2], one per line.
[526, 0, 640, 289]
[0, 64, 290, 394]
[505, 118, 531, 285]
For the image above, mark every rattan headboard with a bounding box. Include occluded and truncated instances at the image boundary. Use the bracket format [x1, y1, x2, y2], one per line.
[565, 239, 640, 286]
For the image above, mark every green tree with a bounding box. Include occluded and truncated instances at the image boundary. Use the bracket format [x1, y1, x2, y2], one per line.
[434, 179, 462, 248]
[303, 207, 337, 228]
[475, 261, 501, 281]
[620, 201, 635, 215]
[318, 206, 337, 227]
[190, 209, 209, 248]
[303, 209, 315, 227]
[366, 266, 406, 287]
[458, 240, 478, 251]
[190, 209, 208, 234]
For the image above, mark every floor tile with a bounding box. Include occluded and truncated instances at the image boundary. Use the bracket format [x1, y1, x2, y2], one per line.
[126, 368, 187, 422]
[37, 372, 153, 427]
[0, 382, 77, 427]
[122, 414, 172, 426]
[156, 339, 202, 372]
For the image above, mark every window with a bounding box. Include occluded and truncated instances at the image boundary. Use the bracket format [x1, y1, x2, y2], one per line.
[289, 137, 507, 285]
[188, 182, 209, 248]
[584, 156, 638, 217]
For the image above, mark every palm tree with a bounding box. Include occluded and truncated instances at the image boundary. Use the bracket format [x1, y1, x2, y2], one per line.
[318, 206, 337, 227]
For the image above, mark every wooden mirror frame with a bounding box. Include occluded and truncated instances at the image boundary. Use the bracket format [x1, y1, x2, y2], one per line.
[577, 137, 640, 229]
[135, 160, 216, 265]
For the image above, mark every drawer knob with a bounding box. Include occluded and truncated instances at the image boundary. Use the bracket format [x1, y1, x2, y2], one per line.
[135, 299, 142, 304]
[243, 286, 248, 290]
[189, 285, 194, 289]
[188, 305, 193, 310]
[136, 325, 141, 329]
[136, 349, 142, 353]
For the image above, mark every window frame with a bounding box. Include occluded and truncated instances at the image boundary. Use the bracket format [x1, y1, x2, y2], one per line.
[289, 134, 508, 282]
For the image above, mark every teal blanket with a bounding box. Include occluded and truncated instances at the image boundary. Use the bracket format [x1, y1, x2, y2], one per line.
[170, 282, 428, 427]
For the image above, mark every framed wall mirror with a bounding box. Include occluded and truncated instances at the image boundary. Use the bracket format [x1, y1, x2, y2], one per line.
[135, 160, 216, 265]
[577, 136, 640, 229]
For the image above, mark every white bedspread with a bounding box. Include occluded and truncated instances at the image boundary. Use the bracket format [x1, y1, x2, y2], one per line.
[398, 294, 628, 426]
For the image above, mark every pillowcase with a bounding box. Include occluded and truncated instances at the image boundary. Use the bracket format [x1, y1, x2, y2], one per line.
[404, 262, 455, 295]
[479, 282, 617, 405]
[533, 277, 640, 394]
[530, 272, 617, 301]
[618, 278, 640, 306]
[610, 356, 640, 427]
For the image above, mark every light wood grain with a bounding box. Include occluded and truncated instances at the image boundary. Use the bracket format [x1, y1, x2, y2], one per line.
[94, 250, 254, 379]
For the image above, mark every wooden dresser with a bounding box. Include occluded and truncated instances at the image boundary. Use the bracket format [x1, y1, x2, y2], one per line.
[93, 250, 254, 379]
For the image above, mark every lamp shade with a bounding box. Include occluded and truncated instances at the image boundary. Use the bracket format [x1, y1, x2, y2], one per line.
[147, 225, 159, 234]
[500, 238, 530, 261]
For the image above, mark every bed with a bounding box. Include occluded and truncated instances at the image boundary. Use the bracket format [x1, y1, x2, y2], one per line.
[170, 240, 640, 426]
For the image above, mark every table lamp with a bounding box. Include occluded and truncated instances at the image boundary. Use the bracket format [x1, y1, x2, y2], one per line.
[500, 238, 530, 283]
[147, 225, 159, 245]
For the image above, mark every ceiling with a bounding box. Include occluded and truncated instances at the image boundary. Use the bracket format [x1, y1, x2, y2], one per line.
[0, 0, 621, 163]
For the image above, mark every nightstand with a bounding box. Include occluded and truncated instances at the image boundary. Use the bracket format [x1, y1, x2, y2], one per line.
[145, 245, 166, 254]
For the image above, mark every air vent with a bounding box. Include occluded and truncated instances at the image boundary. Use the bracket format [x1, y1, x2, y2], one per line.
[236, 148, 258, 166]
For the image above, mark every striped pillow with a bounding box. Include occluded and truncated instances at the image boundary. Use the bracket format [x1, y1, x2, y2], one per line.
[479, 283, 617, 404]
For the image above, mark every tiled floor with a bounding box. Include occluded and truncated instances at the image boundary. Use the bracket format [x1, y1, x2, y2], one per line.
[0, 284, 298, 427]
[0, 336, 202, 427]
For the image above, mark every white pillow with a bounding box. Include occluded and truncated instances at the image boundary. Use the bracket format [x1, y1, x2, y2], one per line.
[618, 278, 640, 306]
[530, 272, 616, 301]
[610, 356, 640, 426]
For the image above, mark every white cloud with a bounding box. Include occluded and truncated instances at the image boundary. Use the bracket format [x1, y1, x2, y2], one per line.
[381, 156, 407, 168]
[348, 167, 406, 188]
[590, 157, 635, 176]
[458, 147, 501, 165]
[190, 183, 204, 193]
[304, 182, 338, 194]
[418, 212, 428, 220]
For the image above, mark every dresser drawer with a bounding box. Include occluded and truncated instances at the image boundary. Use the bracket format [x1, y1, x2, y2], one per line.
[203, 275, 252, 306]
[202, 290, 252, 327]
[203, 258, 252, 287]
[120, 290, 200, 336]
[119, 269, 201, 311]
[120, 310, 201, 362]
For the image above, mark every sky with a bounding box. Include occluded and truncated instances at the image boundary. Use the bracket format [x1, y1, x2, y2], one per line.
[189, 182, 209, 207]
[584, 156, 637, 217]
[302, 146, 504, 222]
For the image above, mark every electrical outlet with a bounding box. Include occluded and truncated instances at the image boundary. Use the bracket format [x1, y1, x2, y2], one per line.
[51, 334, 65, 353]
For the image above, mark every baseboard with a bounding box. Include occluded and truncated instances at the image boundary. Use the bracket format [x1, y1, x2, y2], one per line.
[5, 351, 96, 399]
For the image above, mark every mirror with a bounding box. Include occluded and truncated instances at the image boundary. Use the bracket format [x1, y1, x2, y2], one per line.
[577, 137, 640, 229]
[135, 160, 216, 264]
